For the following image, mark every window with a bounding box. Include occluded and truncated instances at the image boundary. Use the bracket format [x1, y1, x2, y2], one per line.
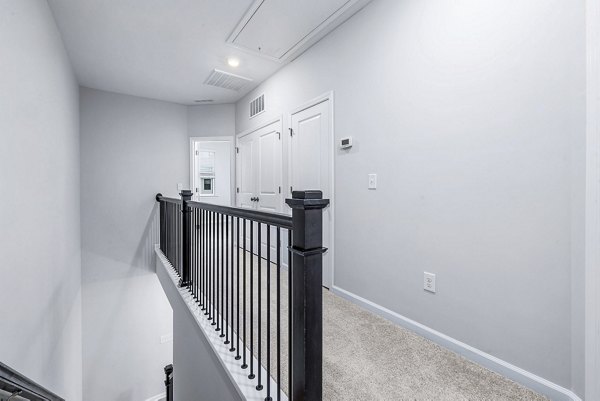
[198, 150, 215, 196]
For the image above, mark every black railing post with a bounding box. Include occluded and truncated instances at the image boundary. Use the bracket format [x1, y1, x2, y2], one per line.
[285, 190, 329, 401]
[164, 364, 173, 401]
[180, 189, 193, 288]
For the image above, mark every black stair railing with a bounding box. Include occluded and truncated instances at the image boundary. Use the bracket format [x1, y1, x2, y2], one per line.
[0, 361, 64, 401]
[156, 190, 329, 401]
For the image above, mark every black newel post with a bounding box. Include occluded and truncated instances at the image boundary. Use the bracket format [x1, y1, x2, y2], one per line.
[285, 190, 329, 401]
[179, 189, 193, 288]
[164, 364, 173, 401]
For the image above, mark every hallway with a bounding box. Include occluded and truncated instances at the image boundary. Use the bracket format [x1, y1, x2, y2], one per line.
[187, 252, 548, 401]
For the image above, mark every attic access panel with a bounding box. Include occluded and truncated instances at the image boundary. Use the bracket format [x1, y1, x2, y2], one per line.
[228, 0, 364, 62]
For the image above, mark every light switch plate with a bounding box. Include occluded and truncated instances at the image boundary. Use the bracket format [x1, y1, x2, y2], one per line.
[177, 183, 183, 192]
[368, 174, 377, 189]
[424, 272, 436, 293]
[160, 333, 173, 344]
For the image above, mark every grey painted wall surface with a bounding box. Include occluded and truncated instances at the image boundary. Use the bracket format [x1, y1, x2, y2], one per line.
[235, 0, 585, 394]
[80, 88, 189, 400]
[154, 260, 242, 401]
[0, 1, 82, 399]
[173, 308, 242, 401]
[188, 104, 236, 138]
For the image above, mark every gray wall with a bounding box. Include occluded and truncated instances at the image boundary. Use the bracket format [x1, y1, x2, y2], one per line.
[80, 88, 188, 401]
[0, 1, 82, 399]
[155, 256, 242, 401]
[235, 0, 586, 394]
[188, 104, 236, 138]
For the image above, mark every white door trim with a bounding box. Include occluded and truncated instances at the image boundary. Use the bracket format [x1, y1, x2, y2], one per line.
[236, 116, 284, 140]
[585, 0, 600, 399]
[288, 91, 335, 288]
[189, 136, 236, 205]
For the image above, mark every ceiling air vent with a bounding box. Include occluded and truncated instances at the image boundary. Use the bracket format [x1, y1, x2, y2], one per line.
[204, 69, 253, 91]
[250, 94, 265, 118]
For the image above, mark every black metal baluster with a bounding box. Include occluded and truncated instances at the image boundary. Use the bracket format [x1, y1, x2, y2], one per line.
[265, 224, 271, 400]
[197, 209, 200, 302]
[171, 203, 174, 270]
[287, 229, 292, 397]
[224, 214, 229, 343]
[241, 219, 248, 369]
[208, 211, 213, 320]
[217, 212, 221, 331]
[164, 202, 168, 262]
[191, 208, 195, 298]
[173, 203, 175, 271]
[199, 209, 202, 304]
[171, 203, 173, 267]
[212, 211, 217, 325]
[204, 209, 208, 314]
[276, 227, 281, 401]
[176, 203, 179, 272]
[219, 213, 224, 336]
[200, 209, 204, 309]
[229, 215, 235, 351]
[235, 216, 241, 357]
[249, 220, 255, 380]
[167, 202, 170, 265]
[256, 222, 262, 390]
[195, 208, 198, 298]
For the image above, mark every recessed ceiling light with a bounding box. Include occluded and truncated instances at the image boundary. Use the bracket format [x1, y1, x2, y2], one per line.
[227, 57, 240, 68]
[194, 99, 214, 103]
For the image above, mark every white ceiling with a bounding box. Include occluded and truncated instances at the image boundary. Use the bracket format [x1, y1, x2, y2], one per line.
[48, 0, 372, 105]
[47, 0, 280, 105]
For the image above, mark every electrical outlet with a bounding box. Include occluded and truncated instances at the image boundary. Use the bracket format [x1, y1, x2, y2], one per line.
[160, 333, 173, 344]
[424, 272, 436, 293]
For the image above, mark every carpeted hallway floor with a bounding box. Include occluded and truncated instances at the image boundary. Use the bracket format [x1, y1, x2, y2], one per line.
[221, 254, 549, 401]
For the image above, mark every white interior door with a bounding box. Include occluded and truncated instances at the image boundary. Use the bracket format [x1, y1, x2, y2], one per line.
[290, 99, 333, 288]
[236, 133, 256, 210]
[236, 120, 283, 258]
[256, 124, 282, 259]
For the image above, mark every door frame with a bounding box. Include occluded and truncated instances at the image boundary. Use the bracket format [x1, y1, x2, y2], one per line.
[585, 0, 600, 398]
[288, 91, 335, 288]
[235, 117, 284, 207]
[189, 136, 236, 206]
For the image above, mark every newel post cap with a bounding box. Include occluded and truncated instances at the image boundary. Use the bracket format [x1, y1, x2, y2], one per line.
[285, 190, 330, 210]
[179, 189, 193, 200]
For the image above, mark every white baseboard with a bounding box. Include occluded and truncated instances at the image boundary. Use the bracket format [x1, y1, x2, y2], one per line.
[331, 285, 582, 401]
[144, 393, 165, 401]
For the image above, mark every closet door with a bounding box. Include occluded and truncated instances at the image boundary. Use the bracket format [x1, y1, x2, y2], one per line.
[255, 122, 282, 259]
[236, 132, 257, 210]
[256, 122, 282, 213]
[236, 120, 283, 258]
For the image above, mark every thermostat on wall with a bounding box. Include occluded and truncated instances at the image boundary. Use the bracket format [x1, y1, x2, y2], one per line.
[340, 137, 353, 149]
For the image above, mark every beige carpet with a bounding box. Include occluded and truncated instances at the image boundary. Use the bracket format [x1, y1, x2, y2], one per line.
[215, 253, 548, 401]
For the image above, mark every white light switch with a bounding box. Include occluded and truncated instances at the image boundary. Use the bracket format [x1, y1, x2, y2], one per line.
[368, 174, 377, 189]
[177, 183, 183, 192]
[424, 272, 436, 293]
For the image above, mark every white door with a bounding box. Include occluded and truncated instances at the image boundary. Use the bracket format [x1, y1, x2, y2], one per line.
[237, 133, 256, 210]
[290, 99, 333, 288]
[236, 120, 283, 258]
